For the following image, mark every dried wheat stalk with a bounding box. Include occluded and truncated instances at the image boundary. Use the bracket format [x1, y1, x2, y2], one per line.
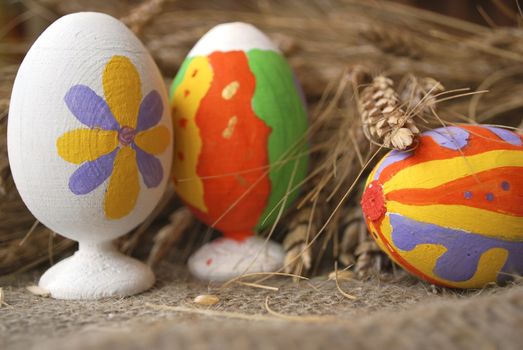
[360, 26, 421, 59]
[360, 75, 420, 150]
[0, 287, 8, 307]
[282, 205, 314, 277]
[399, 74, 445, 118]
[120, 0, 166, 35]
[147, 206, 193, 267]
[337, 205, 390, 278]
[338, 207, 364, 267]
[353, 239, 385, 279]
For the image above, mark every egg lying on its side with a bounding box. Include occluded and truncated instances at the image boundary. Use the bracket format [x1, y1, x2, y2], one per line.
[8, 12, 172, 299]
[170, 22, 309, 281]
[361, 125, 523, 288]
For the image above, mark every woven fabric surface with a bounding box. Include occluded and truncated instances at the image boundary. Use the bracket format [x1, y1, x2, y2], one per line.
[1, 262, 521, 350]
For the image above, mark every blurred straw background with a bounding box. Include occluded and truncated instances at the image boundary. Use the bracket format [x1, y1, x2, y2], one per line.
[2, 0, 523, 281]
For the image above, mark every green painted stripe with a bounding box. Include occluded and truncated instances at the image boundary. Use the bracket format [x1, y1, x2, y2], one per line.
[169, 57, 194, 101]
[247, 49, 309, 230]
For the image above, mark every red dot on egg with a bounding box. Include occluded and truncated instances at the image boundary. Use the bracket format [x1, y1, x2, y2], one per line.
[178, 118, 188, 128]
[177, 152, 185, 161]
[184, 89, 190, 98]
[206, 258, 213, 266]
[361, 181, 387, 222]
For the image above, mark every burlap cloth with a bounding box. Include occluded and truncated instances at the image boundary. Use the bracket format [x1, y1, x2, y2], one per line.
[1, 262, 522, 350]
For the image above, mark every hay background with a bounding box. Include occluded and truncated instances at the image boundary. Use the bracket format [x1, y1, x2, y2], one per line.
[2, 1, 523, 349]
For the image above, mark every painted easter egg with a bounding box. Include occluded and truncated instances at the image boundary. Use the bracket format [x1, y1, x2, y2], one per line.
[170, 22, 308, 239]
[8, 12, 173, 243]
[361, 125, 523, 288]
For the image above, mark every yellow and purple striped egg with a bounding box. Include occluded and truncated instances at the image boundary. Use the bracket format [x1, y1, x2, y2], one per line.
[361, 125, 523, 288]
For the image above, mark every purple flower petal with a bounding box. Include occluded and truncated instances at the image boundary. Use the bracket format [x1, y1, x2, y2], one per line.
[136, 90, 163, 132]
[69, 149, 118, 195]
[65, 85, 120, 130]
[133, 144, 163, 188]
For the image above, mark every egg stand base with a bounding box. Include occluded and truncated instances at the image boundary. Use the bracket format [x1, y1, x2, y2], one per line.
[188, 236, 285, 282]
[38, 241, 155, 300]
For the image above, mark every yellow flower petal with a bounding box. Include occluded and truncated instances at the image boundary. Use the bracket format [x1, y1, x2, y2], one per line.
[104, 147, 140, 219]
[56, 129, 118, 164]
[103, 56, 141, 129]
[134, 125, 170, 155]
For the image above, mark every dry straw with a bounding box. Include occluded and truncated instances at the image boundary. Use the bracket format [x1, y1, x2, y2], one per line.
[1, 0, 523, 282]
[359, 75, 421, 150]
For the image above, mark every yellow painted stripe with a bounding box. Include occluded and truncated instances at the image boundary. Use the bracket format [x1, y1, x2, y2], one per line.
[386, 201, 523, 241]
[172, 56, 213, 212]
[383, 150, 523, 193]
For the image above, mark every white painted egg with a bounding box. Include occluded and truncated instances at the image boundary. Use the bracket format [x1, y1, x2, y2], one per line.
[8, 12, 173, 243]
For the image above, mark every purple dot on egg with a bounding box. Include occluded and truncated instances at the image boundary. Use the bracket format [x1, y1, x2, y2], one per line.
[485, 193, 495, 202]
[501, 181, 510, 191]
[464, 191, 472, 199]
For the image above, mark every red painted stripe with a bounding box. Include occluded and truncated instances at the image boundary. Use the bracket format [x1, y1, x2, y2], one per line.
[386, 167, 523, 216]
[194, 51, 271, 240]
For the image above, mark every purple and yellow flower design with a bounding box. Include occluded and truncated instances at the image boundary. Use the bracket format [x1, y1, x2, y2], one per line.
[57, 55, 170, 219]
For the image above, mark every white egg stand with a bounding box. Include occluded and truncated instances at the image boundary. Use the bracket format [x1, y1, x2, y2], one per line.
[39, 241, 154, 300]
[188, 236, 285, 282]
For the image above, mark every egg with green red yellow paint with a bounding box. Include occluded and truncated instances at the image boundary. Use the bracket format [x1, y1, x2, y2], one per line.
[361, 125, 523, 289]
[170, 22, 309, 281]
[8, 12, 172, 299]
